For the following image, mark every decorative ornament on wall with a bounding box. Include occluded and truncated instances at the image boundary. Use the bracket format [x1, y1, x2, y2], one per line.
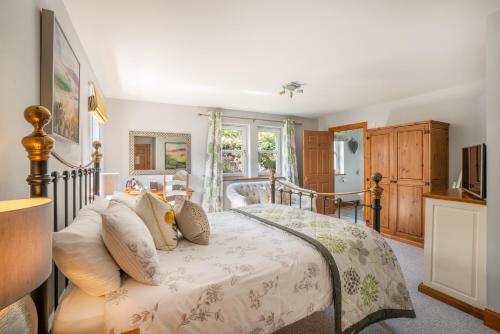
[279, 81, 305, 98]
[348, 137, 359, 154]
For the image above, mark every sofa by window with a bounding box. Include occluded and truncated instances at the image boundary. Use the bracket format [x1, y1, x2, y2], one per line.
[226, 180, 316, 210]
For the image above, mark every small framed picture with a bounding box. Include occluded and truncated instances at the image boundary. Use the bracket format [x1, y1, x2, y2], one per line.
[165, 142, 188, 169]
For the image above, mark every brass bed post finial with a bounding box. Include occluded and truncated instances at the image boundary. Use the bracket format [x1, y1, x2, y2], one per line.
[21, 105, 55, 197]
[370, 173, 383, 233]
[270, 169, 276, 204]
[92, 140, 102, 196]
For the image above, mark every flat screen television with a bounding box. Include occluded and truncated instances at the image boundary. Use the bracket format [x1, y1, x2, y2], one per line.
[462, 144, 487, 199]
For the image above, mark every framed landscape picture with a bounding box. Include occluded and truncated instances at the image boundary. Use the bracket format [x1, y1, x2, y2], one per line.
[41, 9, 80, 143]
[165, 142, 188, 169]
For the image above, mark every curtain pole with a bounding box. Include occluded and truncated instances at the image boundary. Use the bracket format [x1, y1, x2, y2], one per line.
[197, 113, 303, 126]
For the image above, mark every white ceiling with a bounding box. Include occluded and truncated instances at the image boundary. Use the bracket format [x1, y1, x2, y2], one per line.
[63, 0, 500, 117]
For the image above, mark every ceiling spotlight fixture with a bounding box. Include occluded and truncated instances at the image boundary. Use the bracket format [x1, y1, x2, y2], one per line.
[280, 81, 305, 98]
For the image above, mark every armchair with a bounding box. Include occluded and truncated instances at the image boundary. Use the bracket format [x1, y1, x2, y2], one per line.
[226, 180, 316, 210]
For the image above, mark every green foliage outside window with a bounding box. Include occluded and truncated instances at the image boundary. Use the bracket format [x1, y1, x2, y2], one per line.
[258, 131, 278, 173]
[222, 129, 242, 150]
[258, 132, 277, 150]
[222, 128, 243, 173]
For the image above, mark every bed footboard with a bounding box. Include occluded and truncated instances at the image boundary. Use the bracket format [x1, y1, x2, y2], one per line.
[270, 171, 383, 232]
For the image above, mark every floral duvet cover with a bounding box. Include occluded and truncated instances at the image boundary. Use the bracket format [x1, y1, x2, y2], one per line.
[235, 205, 415, 333]
[105, 204, 414, 334]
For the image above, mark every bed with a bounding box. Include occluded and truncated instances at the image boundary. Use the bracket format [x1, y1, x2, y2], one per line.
[52, 205, 414, 334]
[21, 105, 415, 334]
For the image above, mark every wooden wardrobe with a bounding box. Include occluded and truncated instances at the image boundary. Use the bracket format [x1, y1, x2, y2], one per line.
[364, 120, 449, 247]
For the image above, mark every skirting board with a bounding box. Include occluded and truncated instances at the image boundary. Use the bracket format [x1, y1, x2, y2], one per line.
[484, 309, 500, 332]
[418, 283, 483, 320]
[418, 283, 500, 332]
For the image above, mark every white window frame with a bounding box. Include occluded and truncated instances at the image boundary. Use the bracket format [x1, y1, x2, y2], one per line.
[334, 140, 345, 175]
[222, 124, 248, 177]
[256, 126, 282, 176]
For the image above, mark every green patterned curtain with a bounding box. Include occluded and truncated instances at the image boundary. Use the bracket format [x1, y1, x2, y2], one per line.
[283, 119, 299, 185]
[202, 110, 223, 212]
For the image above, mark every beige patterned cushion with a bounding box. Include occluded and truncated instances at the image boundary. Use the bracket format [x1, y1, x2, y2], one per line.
[53, 209, 120, 296]
[135, 191, 178, 250]
[101, 202, 161, 285]
[174, 198, 210, 245]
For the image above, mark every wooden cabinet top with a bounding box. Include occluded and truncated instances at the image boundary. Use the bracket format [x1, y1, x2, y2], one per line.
[367, 120, 450, 132]
[423, 188, 487, 206]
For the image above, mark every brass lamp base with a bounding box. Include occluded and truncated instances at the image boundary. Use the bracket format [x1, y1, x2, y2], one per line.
[0, 295, 37, 334]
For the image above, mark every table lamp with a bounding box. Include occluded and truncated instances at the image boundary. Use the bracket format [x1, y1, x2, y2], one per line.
[101, 172, 120, 198]
[0, 198, 52, 334]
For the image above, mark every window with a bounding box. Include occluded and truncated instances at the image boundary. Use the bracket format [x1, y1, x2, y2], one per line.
[222, 125, 247, 176]
[89, 113, 100, 156]
[221, 124, 283, 178]
[257, 127, 281, 175]
[334, 140, 345, 175]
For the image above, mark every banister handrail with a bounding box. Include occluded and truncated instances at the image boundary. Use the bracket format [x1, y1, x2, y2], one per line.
[270, 171, 384, 233]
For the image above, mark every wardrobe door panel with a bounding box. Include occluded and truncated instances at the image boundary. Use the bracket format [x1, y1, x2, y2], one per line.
[369, 131, 392, 180]
[396, 124, 429, 183]
[365, 128, 394, 231]
[430, 124, 450, 191]
[396, 184, 424, 240]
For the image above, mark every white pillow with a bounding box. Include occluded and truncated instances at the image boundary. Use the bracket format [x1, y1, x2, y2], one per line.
[53, 209, 121, 296]
[84, 196, 110, 213]
[110, 191, 140, 210]
[101, 202, 161, 285]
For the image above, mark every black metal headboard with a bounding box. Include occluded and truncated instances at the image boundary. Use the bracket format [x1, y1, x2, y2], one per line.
[21, 105, 102, 333]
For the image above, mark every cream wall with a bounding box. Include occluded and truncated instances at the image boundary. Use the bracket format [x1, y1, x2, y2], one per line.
[318, 82, 485, 186]
[102, 98, 318, 203]
[486, 10, 500, 314]
[0, 0, 101, 200]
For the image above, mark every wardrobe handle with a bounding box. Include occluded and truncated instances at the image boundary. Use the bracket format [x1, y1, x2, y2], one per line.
[390, 180, 398, 184]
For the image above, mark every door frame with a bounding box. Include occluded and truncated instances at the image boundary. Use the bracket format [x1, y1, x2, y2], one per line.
[328, 121, 368, 207]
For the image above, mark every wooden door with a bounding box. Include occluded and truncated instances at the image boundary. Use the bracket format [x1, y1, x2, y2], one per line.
[365, 128, 395, 234]
[394, 123, 429, 244]
[303, 131, 333, 214]
[134, 144, 152, 170]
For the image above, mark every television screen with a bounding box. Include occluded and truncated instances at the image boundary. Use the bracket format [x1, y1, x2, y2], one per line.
[462, 144, 486, 199]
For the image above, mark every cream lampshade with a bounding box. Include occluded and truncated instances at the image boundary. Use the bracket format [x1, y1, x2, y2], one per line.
[0, 198, 52, 333]
[101, 172, 120, 197]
